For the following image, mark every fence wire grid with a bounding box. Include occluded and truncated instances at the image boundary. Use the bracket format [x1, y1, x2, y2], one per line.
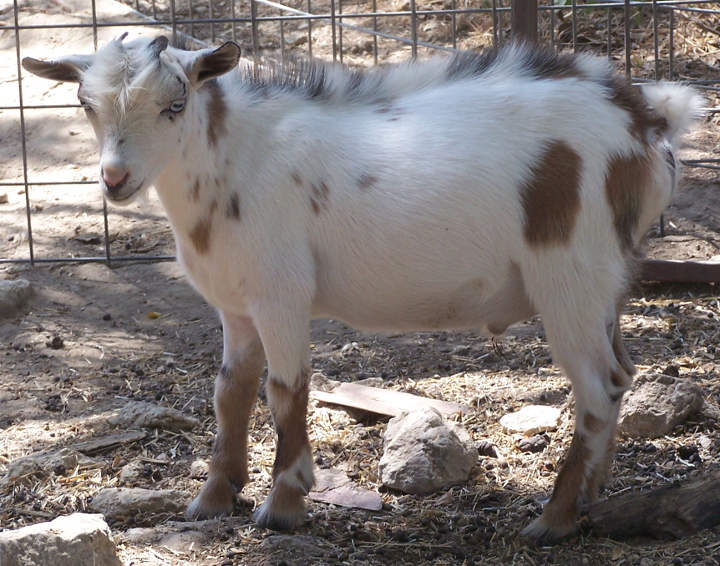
[1, 0, 719, 266]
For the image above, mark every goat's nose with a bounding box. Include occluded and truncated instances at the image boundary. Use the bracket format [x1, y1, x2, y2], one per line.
[102, 165, 129, 190]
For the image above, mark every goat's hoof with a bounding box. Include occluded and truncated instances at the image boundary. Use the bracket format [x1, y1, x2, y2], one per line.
[185, 475, 236, 520]
[252, 483, 306, 531]
[521, 514, 577, 543]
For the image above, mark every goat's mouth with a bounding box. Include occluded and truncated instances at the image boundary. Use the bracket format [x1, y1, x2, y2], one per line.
[103, 180, 145, 204]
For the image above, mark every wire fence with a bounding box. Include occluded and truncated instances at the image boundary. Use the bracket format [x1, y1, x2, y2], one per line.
[1, 0, 719, 266]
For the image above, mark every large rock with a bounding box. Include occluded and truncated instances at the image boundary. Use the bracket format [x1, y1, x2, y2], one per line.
[619, 376, 704, 438]
[0, 513, 121, 566]
[89, 487, 190, 519]
[0, 279, 33, 319]
[107, 401, 198, 431]
[500, 405, 562, 435]
[379, 408, 476, 495]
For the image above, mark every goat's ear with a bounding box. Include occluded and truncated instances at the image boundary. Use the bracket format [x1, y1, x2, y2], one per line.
[187, 42, 241, 86]
[22, 54, 93, 83]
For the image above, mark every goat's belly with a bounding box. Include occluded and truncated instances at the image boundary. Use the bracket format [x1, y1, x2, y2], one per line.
[313, 263, 535, 334]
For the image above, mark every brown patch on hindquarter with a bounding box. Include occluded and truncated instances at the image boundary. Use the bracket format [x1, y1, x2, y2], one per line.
[210, 339, 265, 487]
[266, 374, 311, 478]
[204, 79, 227, 147]
[605, 153, 650, 251]
[521, 140, 582, 247]
[189, 200, 218, 254]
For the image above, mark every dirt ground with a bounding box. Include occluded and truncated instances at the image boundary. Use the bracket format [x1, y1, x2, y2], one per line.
[1, 1, 720, 565]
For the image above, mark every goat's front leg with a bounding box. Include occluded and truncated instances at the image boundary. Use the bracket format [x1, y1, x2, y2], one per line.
[186, 313, 264, 519]
[250, 302, 314, 531]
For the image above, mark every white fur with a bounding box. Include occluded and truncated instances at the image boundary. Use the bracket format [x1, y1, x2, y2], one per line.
[24, 38, 702, 537]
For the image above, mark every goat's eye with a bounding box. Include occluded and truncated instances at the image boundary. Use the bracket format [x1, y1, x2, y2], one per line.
[79, 99, 94, 114]
[168, 100, 185, 114]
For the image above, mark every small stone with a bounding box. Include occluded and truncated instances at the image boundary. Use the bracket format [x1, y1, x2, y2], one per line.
[618, 377, 704, 438]
[46, 335, 65, 349]
[0, 513, 121, 566]
[0, 279, 33, 319]
[107, 401, 199, 431]
[119, 460, 145, 484]
[189, 459, 209, 479]
[89, 487, 189, 519]
[0, 193, 7, 204]
[499, 405, 562, 435]
[102, 313, 112, 321]
[476, 440, 497, 458]
[517, 433, 549, 453]
[379, 408, 476, 495]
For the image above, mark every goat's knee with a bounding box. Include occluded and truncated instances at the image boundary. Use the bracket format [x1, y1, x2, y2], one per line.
[254, 373, 314, 530]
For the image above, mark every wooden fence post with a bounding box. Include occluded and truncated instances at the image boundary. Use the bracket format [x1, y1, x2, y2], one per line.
[511, 0, 538, 43]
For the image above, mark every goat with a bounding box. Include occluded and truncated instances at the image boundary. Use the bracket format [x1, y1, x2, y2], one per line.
[23, 35, 703, 541]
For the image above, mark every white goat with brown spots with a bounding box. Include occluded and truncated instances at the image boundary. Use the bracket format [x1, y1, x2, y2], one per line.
[23, 35, 703, 541]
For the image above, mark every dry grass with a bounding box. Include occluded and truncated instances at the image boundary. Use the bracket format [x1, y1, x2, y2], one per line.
[1, 2, 719, 565]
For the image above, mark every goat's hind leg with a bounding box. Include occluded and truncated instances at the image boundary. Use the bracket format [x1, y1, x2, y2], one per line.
[521, 274, 633, 541]
[186, 314, 264, 519]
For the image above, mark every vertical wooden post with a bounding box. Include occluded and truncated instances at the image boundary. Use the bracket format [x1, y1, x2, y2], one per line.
[512, 0, 538, 43]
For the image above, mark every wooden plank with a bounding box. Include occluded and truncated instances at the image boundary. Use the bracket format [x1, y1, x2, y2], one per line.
[310, 382, 471, 418]
[72, 430, 147, 455]
[583, 473, 720, 539]
[511, 0, 538, 43]
[641, 259, 720, 283]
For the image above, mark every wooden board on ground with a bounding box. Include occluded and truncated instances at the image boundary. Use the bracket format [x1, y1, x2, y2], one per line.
[73, 430, 147, 456]
[641, 258, 720, 283]
[310, 382, 471, 418]
[583, 472, 720, 539]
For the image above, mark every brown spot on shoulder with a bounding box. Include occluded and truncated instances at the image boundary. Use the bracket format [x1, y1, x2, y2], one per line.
[357, 173, 377, 191]
[205, 79, 227, 147]
[189, 200, 218, 254]
[291, 172, 303, 186]
[189, 218, 212, 254]
[227, 193, 240, 220]
[605, 152, 650, 251]
[521, 140, 582, 247]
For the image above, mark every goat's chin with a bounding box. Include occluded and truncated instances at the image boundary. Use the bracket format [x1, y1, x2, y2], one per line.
[102, 183, 147, 207]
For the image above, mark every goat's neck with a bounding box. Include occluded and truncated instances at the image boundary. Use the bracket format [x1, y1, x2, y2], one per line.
[152, 92, 237, 231]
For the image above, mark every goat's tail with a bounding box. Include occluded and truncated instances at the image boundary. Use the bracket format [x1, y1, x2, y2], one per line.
[641, 82, 705, 147]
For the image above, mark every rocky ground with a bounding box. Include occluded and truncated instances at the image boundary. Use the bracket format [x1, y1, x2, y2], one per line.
[1, 1, 720, 565]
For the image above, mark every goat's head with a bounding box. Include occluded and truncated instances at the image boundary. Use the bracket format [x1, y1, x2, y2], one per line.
[23, 34, 240, 204]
